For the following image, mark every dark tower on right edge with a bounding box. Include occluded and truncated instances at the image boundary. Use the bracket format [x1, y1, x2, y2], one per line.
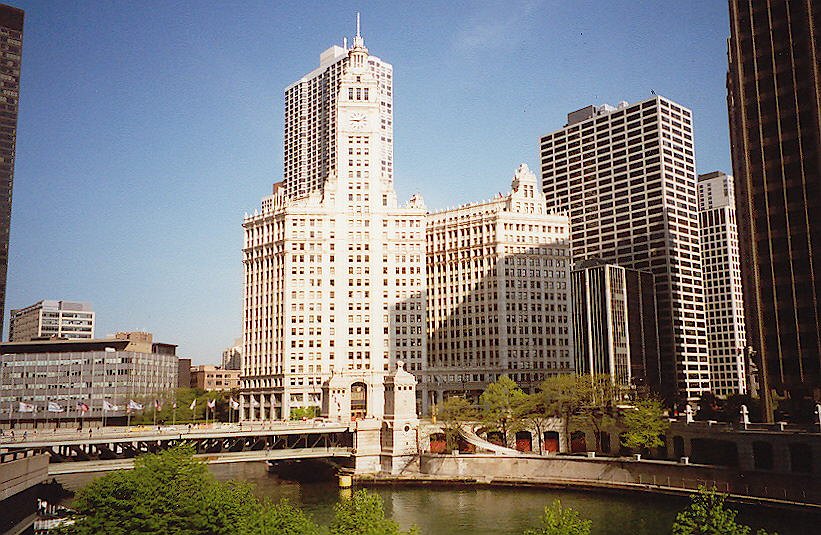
[727, 0, 820, 419]
[0, 4, 22, 341]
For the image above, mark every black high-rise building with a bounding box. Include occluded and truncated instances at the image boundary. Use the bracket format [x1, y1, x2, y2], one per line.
[0, 3, 22, 341]
[727, 0, 821, 414]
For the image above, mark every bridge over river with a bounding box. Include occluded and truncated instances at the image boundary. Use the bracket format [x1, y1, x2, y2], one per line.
[0, 421, 356, 476]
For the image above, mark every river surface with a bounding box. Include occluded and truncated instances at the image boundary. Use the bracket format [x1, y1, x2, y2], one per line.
[56, 462, 819, 534]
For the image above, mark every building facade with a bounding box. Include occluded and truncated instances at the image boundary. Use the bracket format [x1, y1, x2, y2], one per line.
[222, 338, 242, 370]
[9, 300, 95, 342]
[424, 164, 571, 411]
[0, 338, 178, 425]
[190, 365, 240, 392]
[540, 97, 709, 399]
[727, 0, 821, 408]
[283, 16, 393, 200]
[0, 5, 22, 341]
[571, 259, 659, 389]
[242, 25, 426, 421]
[697, 171, 746, 397]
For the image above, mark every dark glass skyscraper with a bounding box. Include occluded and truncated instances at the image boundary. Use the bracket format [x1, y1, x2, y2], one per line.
[727, 0, 821, 412]
[0, 4, 22, 341]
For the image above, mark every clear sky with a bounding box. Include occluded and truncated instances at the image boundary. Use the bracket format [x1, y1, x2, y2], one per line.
[6, 0, 731, 363]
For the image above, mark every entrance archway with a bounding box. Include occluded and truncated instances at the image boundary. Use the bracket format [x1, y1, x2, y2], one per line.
[351, 382, 367, 420]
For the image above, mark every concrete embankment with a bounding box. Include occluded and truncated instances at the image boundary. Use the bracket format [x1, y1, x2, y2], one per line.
[353, 453, 821, 511]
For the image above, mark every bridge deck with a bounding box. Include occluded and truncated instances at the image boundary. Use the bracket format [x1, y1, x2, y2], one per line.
[47, 447, 353, 475]
[0, 422, 350, 449]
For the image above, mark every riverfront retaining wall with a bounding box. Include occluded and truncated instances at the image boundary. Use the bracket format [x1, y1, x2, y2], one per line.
[418, 453, 820, 505]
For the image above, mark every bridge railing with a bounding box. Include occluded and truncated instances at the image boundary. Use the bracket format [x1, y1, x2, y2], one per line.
[0, 448, 37, 463]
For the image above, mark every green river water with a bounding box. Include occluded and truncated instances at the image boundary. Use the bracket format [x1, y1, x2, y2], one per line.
[56, 462, 819, 534]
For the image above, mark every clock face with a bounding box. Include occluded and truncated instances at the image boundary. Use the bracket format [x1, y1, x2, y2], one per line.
[349, 112, 367, 130]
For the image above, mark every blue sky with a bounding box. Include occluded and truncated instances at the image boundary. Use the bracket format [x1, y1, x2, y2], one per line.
[6, 1, 731, 363]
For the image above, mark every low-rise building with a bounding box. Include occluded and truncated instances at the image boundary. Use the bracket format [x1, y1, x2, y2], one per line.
[0, 334, 179, 427]
[190, 365, 240, 392]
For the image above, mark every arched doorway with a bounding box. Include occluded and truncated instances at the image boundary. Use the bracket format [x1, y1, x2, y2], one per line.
[543, 431, 560, 453]
[515, 431, 533, 452]
[570, 431, 587, 453]
[429, 432, 446, 454]
[351, 382, 367, 420]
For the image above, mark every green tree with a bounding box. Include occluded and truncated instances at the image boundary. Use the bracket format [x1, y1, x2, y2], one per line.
[58, 445, 321, 535]
[578, 375, 625, 452]
[672, 487, 776, 535]
[330, 489, 418, 535]
[290, 406, 319, 420]
[620, 399, 669, 455]
[258, 500, 323, 535]
[523, 500, 592, 535]
[479, 375, 526, 446]
[537, 374, 589, 450]
[436, 396, 476, 452]
[512, 393, 552, 454]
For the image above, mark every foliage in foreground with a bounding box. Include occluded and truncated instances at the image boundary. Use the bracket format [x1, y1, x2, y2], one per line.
[58, 446, 415, 535]
[522, 500, 591, 535]
[330, 489, 418, 535]
[671, 487, 776, 535]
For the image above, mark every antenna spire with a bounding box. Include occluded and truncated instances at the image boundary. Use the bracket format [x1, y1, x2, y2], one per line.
[352, 12, 365, 48]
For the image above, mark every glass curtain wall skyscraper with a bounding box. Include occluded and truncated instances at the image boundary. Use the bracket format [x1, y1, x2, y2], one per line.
[0, 4, 23, 340]
[727, 0, 821, 413]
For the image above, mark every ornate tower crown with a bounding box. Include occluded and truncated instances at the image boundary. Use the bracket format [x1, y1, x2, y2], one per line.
[349, 13, 368, 69]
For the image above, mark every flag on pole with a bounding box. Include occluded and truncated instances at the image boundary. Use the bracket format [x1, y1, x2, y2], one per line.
[207, 399, 216, 409]
[189, 399, 196, 410]
[18, 401, 36, 413]
[76, 402, 90, 414]
[154, 399, 163, 411]
[172, 401, 178, 409]
[230, 398, 240, 410]
[103, 400, 119, 412]
[47, 401, 65, 413]
[128, 400, 143, 411]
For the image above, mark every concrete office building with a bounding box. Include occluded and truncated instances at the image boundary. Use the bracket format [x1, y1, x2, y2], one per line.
[0, 5, 23, 340]
[571, 259, 659, 389]
[424, 164, 571, 411]
[0, 335, 178, 426]
[697, 171, 747, 397]
[242, 23, 426, 421]
[540, 97, 709, 399]
[222, 338, 242, 370]
[727, 0, 821, 409]
[190, 365, 240, 392]
[9, 300, 95, 342]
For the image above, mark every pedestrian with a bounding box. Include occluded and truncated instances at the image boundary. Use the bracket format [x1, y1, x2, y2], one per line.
[22, 430, 27, 440]
[89, 428, 92, 438]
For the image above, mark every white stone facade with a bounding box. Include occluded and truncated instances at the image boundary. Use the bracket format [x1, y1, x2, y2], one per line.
[283, 29, 393, 200]
[698, 171, 747, 397]
[242, 28, 425, 421]
[423, 164, 572, 412]
[540, 97, 709, 399]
